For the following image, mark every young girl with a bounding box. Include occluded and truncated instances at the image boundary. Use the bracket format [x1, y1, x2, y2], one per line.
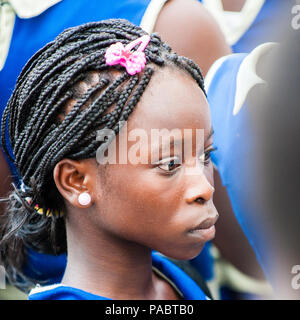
[0, 0, 229, 290]
[0, 19, 218, 300]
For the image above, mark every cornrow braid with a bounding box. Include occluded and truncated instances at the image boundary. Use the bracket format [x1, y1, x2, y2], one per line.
[0, 19, 206, 291]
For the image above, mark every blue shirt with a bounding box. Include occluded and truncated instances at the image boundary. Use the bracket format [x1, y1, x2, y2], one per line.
[28, 252, 209, 300]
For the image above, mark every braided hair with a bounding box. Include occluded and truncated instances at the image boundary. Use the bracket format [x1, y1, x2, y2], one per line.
[0, 19, 205, 291]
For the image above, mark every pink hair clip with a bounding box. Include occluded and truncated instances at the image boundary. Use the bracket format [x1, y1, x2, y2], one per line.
[105, 35, 151, 75]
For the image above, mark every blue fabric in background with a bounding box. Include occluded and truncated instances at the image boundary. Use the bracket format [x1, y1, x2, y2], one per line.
[23, 248, 67, 284]
[232, 0, 290, 53]
[190, 242, 214, 281]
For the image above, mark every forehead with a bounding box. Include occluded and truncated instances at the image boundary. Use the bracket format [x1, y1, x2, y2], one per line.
[126, 67, 210, 134]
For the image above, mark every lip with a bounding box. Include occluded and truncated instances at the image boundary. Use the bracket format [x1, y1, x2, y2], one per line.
[189, 214, 219, 232]
[187, 214, 218, 242]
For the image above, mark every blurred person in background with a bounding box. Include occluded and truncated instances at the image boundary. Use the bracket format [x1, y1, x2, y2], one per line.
[204, 16, 300, 298]
[248, 29, 300, 299]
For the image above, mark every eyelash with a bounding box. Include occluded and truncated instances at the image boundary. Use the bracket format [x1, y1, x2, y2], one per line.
[157, 157, 181, 174]
[202, 147, 217, 165]
[157, 147, 217, 175]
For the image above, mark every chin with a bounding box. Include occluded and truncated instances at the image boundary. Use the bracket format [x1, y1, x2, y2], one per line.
[159, 243, 205, 261]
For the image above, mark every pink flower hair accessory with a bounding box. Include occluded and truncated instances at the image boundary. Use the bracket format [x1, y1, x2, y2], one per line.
[105, 35, 151, 75]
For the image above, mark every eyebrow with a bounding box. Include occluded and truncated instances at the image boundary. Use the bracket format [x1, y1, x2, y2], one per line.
[150, 127, 214, 163]
[159, 127, 214, 150]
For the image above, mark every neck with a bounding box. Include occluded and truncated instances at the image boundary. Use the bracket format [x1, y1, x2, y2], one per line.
[62, 217, 158, 300]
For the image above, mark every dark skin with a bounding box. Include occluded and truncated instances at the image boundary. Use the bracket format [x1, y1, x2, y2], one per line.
[221, 0, 247, 12]
[154, 0, 231, 76]
[53, 67, 218, 300]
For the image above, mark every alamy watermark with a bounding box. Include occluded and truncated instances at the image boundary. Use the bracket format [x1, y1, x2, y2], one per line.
[291, 2, 300, 30]
[0, 265, 6, 289]
[291, 265, 300, 290]
[96, 121, 210, 176]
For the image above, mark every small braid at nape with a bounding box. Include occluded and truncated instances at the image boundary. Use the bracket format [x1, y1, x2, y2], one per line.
[0, 18, 206, 291]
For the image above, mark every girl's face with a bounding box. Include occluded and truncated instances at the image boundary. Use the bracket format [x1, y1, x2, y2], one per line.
[91, 67, 218, 260]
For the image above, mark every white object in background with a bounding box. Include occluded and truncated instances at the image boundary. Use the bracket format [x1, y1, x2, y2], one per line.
[0, 0, 62, 71]
[233, 42, 278, 116]
[202, 0, 265, 46]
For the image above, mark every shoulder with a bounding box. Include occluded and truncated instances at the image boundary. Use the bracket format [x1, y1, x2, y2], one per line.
[28, 284, 111, 300]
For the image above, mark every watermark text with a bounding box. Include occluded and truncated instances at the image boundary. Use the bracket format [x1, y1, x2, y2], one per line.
[291, 4, 300, 30]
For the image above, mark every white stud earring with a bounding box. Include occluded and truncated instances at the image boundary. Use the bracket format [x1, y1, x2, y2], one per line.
[78, 192, 91, 206]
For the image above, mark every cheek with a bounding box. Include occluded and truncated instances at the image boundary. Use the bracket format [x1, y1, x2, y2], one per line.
[94, 164, 184, 239]
[92, 165, 212, 260]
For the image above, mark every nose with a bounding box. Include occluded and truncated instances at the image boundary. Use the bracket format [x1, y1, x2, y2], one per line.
[185, 173, 215, 204]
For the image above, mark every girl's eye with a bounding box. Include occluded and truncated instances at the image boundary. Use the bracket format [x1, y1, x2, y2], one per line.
[200, 147, 217, 165]
[158, 157, 181, 173]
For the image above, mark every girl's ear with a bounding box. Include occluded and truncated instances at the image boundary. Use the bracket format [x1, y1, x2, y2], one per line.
[53, 158, 95, 209]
